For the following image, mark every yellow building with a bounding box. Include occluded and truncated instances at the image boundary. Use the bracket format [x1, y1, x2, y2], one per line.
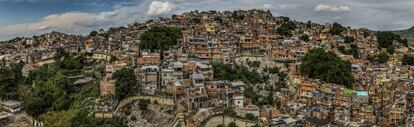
[204, 23, 215, 32]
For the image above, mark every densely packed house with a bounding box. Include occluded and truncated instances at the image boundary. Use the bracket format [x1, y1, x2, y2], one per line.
[1, 9, 413, 127]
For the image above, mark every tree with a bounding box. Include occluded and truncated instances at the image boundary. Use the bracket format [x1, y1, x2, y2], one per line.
[54, 47, 69, 63]
[376, 31, 404, 48]
[402, 55, 414, 66]
[300, 48, 354, 87]
[110, 55, 118, 63]
[280, 16, 290, 22]
[378, 52, 390, 64]
[90, 31, 98, 36]
[269, 67, 280, 74]
[277, 71, 287, 81]
[0, 62, 24, 100]
[399, 38, 408, 47]
[113, 68, 137, 99]
[223, 107, 237, 117]
[138, 99, 150, 110]
[367, 55, 376, 62]
[306, 21, 312, 28]
[139, 26, 182, 53]
[54, 48, 84, 70]
[60, 54, 84, 70]
[23, 66, 71, 119]
[22, 64, 123, 126]
[232, 13, 245, 20]
[363, 31, 369, 38]
[247, 61, 261, 68]
[386, 46, 395, 54]
[330, 22, 345, 36]
[275, 81, 287, 91]
[40, 110, 77, 127]
[300, 35, 310, 42]
[191, 17, 201, 24]
[245, 113, 257, 121]
[211, 61, 266, 84]
[214, 16, 223, 23]
[17, 85, 32, 100]
[263, 91, 275, 106]
[377, 32, 394, 48]
[23, 97, 50, 119]
[277, 21, 296, 37]
[244, 87, 262, 105]
[344, 36, 355, 43]
[338, 44, 359, 58]
[350, 44, 359, 58]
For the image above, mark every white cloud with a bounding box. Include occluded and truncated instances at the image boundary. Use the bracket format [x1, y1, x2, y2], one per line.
[262, 4, 273, 8]
[0, 1, 152, 38]
[2, 12, 91, 34]
[0, 0, 182, 39]
[262, 4, 299, 10]
[147, 1, 176, 16]
[315, 4, 351, 12]
[279, 4, 299, 10]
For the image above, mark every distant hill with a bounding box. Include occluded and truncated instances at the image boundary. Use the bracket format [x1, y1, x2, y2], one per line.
[391, 26, 414, 46]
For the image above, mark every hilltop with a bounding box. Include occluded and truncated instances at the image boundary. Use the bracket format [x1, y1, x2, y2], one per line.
[1, 9, 368, 44]
[391, 26, 414, 46]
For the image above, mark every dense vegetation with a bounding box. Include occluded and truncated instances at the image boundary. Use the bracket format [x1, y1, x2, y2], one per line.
[277, 21, 296, 37]
[344, 36, 355, 43]
[23, 66, 72, 119]
[391, 26, 414, 46]
[20, 48, 126, 126]
[274, 71, 288, 91]
[247, 60, 261, 68]
[211, 61, 266, 84]
[139, 26, 182, 52]
[244, 86, 279, 107]
[232, 13, 245, 21]
[113, 68, 138, 99]
[138, 99, 150, 110]
[0, 62, 25, 100]
[300, 34, 310, 42]
[338, 44, 359, 58]
[268, 67, 280, 74]
[376, 31, 407, 49]
[402, 55, 414, 66]
[366, 52, 391, 64]
[378, 52, 390, 64]
[330, 22, 345, 36]
[300, 48, 354, 87]
[55, 47, 86, 70]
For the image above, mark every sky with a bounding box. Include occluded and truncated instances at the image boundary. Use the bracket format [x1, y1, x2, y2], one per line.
[0, 0, 414, 40]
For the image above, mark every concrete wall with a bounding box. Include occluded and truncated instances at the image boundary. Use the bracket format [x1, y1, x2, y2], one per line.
[235, 109, 260, 117]
[205, 116, 257, 127]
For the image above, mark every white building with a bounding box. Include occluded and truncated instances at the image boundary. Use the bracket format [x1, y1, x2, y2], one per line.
[233, 95, 244, 108]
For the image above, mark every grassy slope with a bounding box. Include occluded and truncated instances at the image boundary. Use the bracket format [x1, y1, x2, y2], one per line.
[391, 26, 414, 46]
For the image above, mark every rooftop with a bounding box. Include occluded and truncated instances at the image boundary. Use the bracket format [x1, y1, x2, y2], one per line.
[356, 91, 369, 97]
